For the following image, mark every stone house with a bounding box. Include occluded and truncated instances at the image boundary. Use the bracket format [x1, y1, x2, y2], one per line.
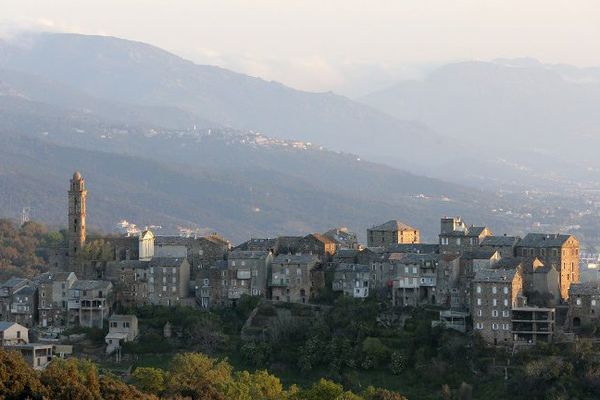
[105, 260, 150, 308]
[515, 233, 580, 301]
[225, 250, 273, 304]
[0, 321, 29, 345]
[11, 286, 37, 328]
[275, 236, 304, 255]
[435, 254, 462, 309]
[105, 314, 139, 354]
[332, 249, 360, 264]
[471, 268, 525, 346]
[270, 254, 320, 303]
[68, 280, 113, 329]
[568, 282, 600, 329]
[367, 220, 420, 247]
[322, 227, 359, 250]
[479, 235, 521, 258]
[299, 233, 337, 259]
[233, 238, 279, 253]
[196, 260, 228, 308]
[147, 257, 190, 306]
[391, 254, 439, 307]
[357, 247, 391, 291]
[439, 217, 492, 254]
[332, 263, 370, 298]
[0, 277, 29, 320]
[37, 272, 77, 328]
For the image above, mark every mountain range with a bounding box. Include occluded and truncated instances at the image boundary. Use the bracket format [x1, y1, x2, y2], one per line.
[0, 32, 593, 243]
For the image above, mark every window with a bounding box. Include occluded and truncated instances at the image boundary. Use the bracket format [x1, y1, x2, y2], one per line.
[493, 299, 497, 306]
[504, 299, 509, 307]
[592, 300, 597, 306]
[412, 267, 417, 274]
[492, 310, 498, 317]
[477, 309, 482, 317]
[172, 267, 176, 274]
[172, 286, 177, 293]
[477, 298, 482, 306]
[476, 323, 483, 330]
[162, 286, 166, 292]
[476, 286, 481, 294]
[241, 261, 246, 266]
[203, 279, 209, 286]
[296, 268, 302, 276]
[503, 310, 509, 317]
[231, 261, 236, 266]
[124, 322, 130, 328]
[502, 323, 510, 331]
[492, 286, 497, 294]
[492, 323, 499, 331]
[576, 298, 582, 306]
[503, 287, 509, 294]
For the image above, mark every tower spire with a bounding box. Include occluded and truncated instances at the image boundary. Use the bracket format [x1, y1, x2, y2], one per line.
[68, 171, 87, 268]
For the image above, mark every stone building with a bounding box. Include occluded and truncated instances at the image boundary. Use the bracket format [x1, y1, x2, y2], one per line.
[147, 257, 190, 306]
[435, 254, 462, 309]
[0, 278, 30, 321]
[270, 254, 320, 303]
[10, 285, 37, 328]
[568, 282, 600, 329]
[322, 227, 359, 250]
[138, 230, 155, 261]
[479, 235, 521, 258]
[68, 280, 113, 329]
[439, 217, 492, 254]
[37, 272, 77, 328]
[516, 233, 580, 301]
[299, 233, 337, 259]
[332, 263, 370, 298]
[105, 260, 150, 308]
[67, 171, 87, 271]
[0, 321, 29, 345]
[471, 268, 524, 346]
[197, 260, 228, 308]
[367, 220, 420, 247]
[391, 254, 438, 307]
[105, 314, 139, 354]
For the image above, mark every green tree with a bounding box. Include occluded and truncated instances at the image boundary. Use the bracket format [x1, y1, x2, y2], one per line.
[131, 367, 166, 395]
[166, 353, 232, 400]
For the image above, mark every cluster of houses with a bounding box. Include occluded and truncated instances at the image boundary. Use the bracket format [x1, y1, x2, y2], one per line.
[1, 172, 599, 368]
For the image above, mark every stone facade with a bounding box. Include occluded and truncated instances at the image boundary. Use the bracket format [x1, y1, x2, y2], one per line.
[472, 268, 524, 346]
[270, 254, 320, 303]
[68, 171, 87, 269]
[516, 233, 580, 301]
[332, 263, 370, 298]
[147, 257, 190, 306]
[68, 280, 113, 329]
[367, 220, 420, 247]
[568, 282, 600, 329]
[37, 272, 77, 328]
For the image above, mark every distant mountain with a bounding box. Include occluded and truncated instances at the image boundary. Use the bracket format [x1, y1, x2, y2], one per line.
[0, 96, 517, 243]
[0, 33, 458, 170]
[360, 60, 600, 177]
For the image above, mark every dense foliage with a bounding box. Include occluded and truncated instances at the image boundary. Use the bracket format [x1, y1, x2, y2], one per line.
[0, 219, 64, 281]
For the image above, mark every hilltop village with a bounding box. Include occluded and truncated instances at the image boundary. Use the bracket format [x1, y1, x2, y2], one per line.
[0, 171, 598, 371]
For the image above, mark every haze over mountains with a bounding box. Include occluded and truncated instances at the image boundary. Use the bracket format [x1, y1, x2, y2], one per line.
[0, 32, 597, 243]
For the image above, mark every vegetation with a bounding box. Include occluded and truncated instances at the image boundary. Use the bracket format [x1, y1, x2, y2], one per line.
[0, 219, 64, 281]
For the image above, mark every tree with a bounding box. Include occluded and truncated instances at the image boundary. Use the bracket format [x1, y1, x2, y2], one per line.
[228, 370, 286, 400]
[295, 379, 344, 400]
[40, 358, 100, 400]
[131, 367, 166, 395]
[0, 349, 45, 399]
[363, 386, 408, 400]
[100, 374, 159, 400]
[166, 353, 232, 400]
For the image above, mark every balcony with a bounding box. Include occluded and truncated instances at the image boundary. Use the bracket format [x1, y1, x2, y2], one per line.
[269, 279, 288, 287]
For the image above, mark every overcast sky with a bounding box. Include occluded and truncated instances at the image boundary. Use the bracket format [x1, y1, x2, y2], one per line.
[2, 0, 600, 95]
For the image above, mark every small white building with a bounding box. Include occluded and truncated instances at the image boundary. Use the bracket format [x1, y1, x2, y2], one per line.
[0, 321, 28, 345]
[7, 343, 53, 370]
[105, 314, 139, 354]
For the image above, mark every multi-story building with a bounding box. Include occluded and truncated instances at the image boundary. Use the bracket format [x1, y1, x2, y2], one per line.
[0, 278, 29, 320]
[472, 268, 524, 346]
[270, 254, 320, 303]
[37, 272, 77, 328]
[105, 260, 150, 308]
[439, 217, 492, 254]
[367, 220, 420, 247]
[512, 307, 555, 345]
[568, 282, 600, 329]
[197, 260, 228, 308]
[516, 233, 579, 301]
[8, 343, 53, 370]
[11, 286, 37, 328]
[299, 234, 337, 259]
[391, 254, 438, 307]
[0, 321, 29, 346]
[147, 257, 190, 306]
[212, 250, 273, 305]
[322, 227, 359, 250]
[435, 254, 462, 309]
[332, 264, 370, 298]
[68, 280, 113, 328]
[105, 314, 139, 354]
[479, 235, 521, 258]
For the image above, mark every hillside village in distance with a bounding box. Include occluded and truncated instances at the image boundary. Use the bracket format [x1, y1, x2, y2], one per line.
[1, 170, 599, 371]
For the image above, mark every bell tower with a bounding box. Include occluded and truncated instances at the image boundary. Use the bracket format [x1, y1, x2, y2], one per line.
[68, 171, 87, 266]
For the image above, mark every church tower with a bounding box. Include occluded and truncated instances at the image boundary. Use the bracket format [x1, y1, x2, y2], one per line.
[68, 171, 87, 266]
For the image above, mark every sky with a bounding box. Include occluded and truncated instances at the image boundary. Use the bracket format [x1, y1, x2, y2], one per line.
[2, 0, 600, 96]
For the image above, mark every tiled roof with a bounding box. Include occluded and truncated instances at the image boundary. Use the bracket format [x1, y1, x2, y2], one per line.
[394, 253, 438, 264]
[480, 236, 521, 247]
[461, 249, 498, 260]
[229, 250, 271, 260]
[369, 220, 416, 232]
[0, 321, 20, 331]
[387, 243, 439, 254]
[72, 280, 112, 290]
[519, 233, 573, 248]
[306, 233, 335, 245]
[273, 254, 320, 264]
[1, 277, 28, 288]
[474, 268, 517, 283]
[149, 257, 187, 267]
[334, 263, 370, 273]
